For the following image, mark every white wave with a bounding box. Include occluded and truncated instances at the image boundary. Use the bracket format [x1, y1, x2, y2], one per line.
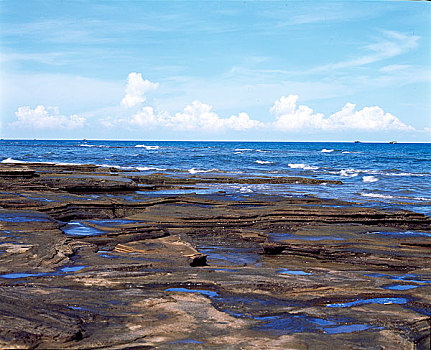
[361, 192, 394, 199]
[414, 196, 431, 201]
[235, 148, 252, 151]
[97, 164, 136, 170]
[1, 157, 27, 163]
[288, 163, 319, 170]
[136, 166, 166, 171]
[384, 172, 424, 177]
[362, 175, 378, 183]
[256, 150, 270, 153]
[321, 148, 334, 153]
[239, 186, 253, 193]
[188, 168, 218, 174]
[234, 152, 243, 155]
[1, 158, 87, 166]
[256, 160, 273, 165]
[340, 168, 360, 177]
[342, 151, 362, 154]
[134, 145, 159, 150]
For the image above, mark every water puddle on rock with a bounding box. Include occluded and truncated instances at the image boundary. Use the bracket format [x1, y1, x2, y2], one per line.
[198, 246, 261, 266]
[168, 338, 204, 344]
[364, 230, 431, 237]
[165, 288, 380, 335]
[326, 297, 407, 308]
[277, 268, 312, 276]
[88, 219, 135, 227]
[252, 314, 376, 335]
[323, 324, 373, 334]
[0, 212, 51, 223]
[0, 272, 48, 279]
[57, 266, 86, 273]
[0, 265, 87, 279]
[165, 287, 219, 298]
[383, 284, 418, 291]
[97, 250, 120, 259]
[365, 273, 431, 285]
[61, 221, 105, 236]
[68, 306, 84, 310]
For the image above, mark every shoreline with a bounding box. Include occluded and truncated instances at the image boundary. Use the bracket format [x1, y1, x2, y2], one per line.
[0, 163, 430, 348]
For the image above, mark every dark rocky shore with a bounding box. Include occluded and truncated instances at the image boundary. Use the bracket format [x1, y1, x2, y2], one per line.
[0, 163, 430, 349]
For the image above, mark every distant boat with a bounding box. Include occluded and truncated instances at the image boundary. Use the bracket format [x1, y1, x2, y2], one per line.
[354, 141, 361, 143]
[389, 141, 397, 144]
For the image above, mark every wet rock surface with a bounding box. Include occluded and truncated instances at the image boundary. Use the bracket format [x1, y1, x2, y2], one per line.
[0, 163, 430, 349]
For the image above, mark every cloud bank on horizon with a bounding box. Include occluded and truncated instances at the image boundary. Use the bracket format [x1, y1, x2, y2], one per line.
[10, 72, 415, 134]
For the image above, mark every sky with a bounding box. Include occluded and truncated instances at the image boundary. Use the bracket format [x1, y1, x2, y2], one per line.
[0, 0, 430, 142]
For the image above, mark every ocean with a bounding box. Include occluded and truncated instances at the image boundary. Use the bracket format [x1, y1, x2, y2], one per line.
[1, 140, 430, 215]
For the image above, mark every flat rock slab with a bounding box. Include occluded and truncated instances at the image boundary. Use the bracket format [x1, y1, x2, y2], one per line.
[0, 163, 430, 349]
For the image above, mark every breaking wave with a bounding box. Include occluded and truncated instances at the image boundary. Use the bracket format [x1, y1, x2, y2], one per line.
[135, 145, 159, 150]
[288, 163, 319, 170]
[362, 176, 378, 183]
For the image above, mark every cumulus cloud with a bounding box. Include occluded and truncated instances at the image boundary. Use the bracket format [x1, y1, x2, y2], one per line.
[271, 95, 327, 130]
[271, 95, 413, 132]
[11, 105, 85, 129]
[327, 103, 413, 131]
[165, 101, 262, 131]
[166, 101, 221, 130]
[100, 100, 262, 132]
[224, 112, 263, 130]
[121, 72, 159, 108]
[128, 106, 163, 127]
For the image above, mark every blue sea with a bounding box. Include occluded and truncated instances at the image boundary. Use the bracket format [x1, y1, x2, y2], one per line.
[1, 140, 430, 216]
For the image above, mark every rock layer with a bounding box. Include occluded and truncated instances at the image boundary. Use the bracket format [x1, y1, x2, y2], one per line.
[0, 163, 430, 349]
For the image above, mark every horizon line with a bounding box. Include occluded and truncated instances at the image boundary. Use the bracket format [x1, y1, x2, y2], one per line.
[1, 138, 430, 144]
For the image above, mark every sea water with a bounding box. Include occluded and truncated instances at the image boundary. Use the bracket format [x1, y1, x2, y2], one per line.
[1, 140, 430, 215]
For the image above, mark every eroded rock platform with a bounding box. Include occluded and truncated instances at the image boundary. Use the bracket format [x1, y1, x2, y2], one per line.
[0, 163, 430, 349]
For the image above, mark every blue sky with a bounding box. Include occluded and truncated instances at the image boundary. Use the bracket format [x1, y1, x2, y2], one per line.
[0, 0, 430, 141]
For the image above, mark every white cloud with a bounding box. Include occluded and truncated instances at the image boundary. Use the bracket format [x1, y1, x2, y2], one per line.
[165, 100, 262, 131]
[10, 105, 85, 129]
[312, 31, 419, 73]
[271, 95, 327, 130]
[121, 72, 159, 108]
[327, 103, 413, 131]
[224, 112, 263, 130]
[271, 95, 413, 132]
[167, 100, 221, 130]
[99, 99, 262, 132]
[99, 106, 164, 129]
[379, 64, 412, 73]
[129, 106, 160, 127]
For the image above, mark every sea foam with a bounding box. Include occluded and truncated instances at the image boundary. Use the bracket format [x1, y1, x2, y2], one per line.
[256, 160, 273, 165]
[321, 149, 334, 153]
[339, 168, 360, 177]
[1, 158, 27, 163]
[188, 168, 217, 174]
[137, 166, 166, 171]
[362, 176, 378, 183]
[288, 163, 319, 170]
[361, 192, 394, 199]
[135, 145, 159, 150]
